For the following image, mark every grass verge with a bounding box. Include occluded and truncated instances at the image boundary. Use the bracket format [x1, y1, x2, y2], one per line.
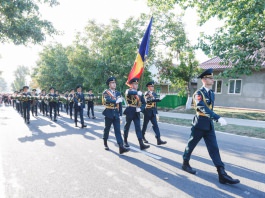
[159, 116, 265, 139]
[159, 106, 265, 121]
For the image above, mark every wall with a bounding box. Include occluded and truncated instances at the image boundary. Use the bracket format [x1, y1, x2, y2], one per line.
[197, 70, 265, 110]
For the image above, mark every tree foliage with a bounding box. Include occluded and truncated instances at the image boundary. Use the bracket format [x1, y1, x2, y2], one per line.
[147, 0, 265, 77]
[0, 76, 7, 92]
[11, 65, 30, 91]
[0, 0, 58, 45]
[67, 17, 153, 94]
[32, 44, 82, 92]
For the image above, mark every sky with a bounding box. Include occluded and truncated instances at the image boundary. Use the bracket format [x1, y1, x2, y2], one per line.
[0, 0, 222, 89]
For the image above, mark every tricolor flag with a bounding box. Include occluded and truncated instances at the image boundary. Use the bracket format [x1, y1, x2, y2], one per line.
[126, 17, 153, 86]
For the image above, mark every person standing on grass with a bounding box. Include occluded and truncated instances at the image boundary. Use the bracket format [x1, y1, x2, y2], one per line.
[182, 68, 240, 185]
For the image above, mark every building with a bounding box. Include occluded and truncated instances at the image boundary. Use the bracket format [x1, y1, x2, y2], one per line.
[199, 57, 265, 110]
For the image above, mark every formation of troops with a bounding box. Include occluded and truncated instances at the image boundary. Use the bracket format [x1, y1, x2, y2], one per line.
[0, 68, 240, 185]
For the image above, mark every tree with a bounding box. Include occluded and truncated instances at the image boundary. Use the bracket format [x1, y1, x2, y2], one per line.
[68, 17, 153, 95]
[32, 44, 82, 92]
[0, 76, 7, 92]
[147, 0, 265, 77]
[11, 65, 30, 91]
[0, 0, 58, 45]
[156, 49, 200, 97]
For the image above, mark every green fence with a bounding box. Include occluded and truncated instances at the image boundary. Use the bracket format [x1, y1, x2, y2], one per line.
[157, 95, 187, 109]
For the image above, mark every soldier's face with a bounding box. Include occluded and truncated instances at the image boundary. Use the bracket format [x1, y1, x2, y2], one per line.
[202, 76, 214, 86]
[131, 83, 138, 90]
[148, 85, 154, 91]
[109, 81, 116, 89]
[50, 89, 54, 94]
[23, 88, 28, 92]
[77, 88, 82, 92]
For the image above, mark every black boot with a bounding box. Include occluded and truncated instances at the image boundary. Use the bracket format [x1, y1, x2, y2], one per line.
[81, 124, 87, 128]
[119, 144, 130, 154]
[182, 160, 196, 174]
[217, 167, 240, 184]
[139, 139, 150, 150]
[104, 139, 109, 150]
[157, 137, 167, 145]
[124, 136, 130, 147]
[143, 135, 149, 143]
[75, 122, 78, 127]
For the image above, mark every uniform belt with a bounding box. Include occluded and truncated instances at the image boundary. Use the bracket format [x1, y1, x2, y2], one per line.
[196, 112, 207, 117]
[128, 104, 137, 107]
[105, 106, 117, 109]
[146, 105, 156, 108]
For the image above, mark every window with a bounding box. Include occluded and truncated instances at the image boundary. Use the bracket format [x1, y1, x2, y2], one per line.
[213, 80, 222, 94]
[228, 79, 242, 94]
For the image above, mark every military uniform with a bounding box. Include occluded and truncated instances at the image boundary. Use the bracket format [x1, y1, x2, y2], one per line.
[141, 81, 167, 145]
[68, 89, 74, 119]
[123, 78, 149, 150]
[40, 90, 48, 116]
[64, 91, 69, 115]
[47, 87, 58, 121]
[102, 77, 129, 154]
[73, 85, 87, 128]
[31, 89, 38, 117]
[21, 86, 31, 124]
[19, 89, 24, 116]
[182, 68, 240, 185]
[86, 89, 95, 119]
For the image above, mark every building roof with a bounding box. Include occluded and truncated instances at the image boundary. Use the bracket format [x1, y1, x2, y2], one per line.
[199, 57, 232, 70]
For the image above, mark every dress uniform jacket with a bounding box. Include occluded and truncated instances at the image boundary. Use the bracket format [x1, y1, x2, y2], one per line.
[192, 87, 220, 131]
[102, 89, 122, 119]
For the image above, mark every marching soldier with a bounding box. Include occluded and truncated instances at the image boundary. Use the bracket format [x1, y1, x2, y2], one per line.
[102, 77, 129, 154]
[40, 89, 48, 116]
[123, 78, 149, 150]
[68, 89, 74, 119]
[141, 81, 167, 145]
[73, 85, 87, 128]
[14, 91, 20, 112]
[64, 90, 69, 115]
[87, 89, 96, 119]
[21, 86, 31, 124]
[31, 89, 38, 117]
[19, 89, 24, 117]
[55, 90, 61, 116]
[47, 87, 58, 122]
[182, 68, 240, 184]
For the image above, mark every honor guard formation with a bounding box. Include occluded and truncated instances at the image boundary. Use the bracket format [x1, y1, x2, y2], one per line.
[0, 68, 240, 185]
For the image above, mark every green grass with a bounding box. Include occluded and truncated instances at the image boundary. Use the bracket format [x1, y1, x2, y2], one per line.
[159, 116, 265, 139]
[158, 106, 265, 121]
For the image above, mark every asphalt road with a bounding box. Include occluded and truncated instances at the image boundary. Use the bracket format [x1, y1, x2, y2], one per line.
[0, 105, 264, 198]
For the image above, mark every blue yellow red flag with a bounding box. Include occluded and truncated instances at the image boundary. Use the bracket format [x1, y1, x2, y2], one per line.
[126, 17, 153, 86]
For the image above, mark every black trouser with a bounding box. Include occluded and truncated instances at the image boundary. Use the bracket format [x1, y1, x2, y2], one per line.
[74, 106, 84, 125]
[65, 102, 69, 114]
[49, 102, 57, 120]
[69, 102, 73, 117]
[23, 101, 30, 122]
[20, 102, 23, 116]
[87, 103, 94, 117]
[103, 116, 123, 145]
[183, 126, 224, 167]
[41, 101, 48, 115]
[124, 112, 142, 140]
[31, 102, 38, 116]
[141, 111, 161, 138]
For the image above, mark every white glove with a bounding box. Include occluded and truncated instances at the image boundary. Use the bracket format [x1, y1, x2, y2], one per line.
[218, 117, 227, 126]
[136, 107, 141, 112]
[137, 91, 142, 96]
[116, 98, 122, 103]
[160, 94, 166, 100]
[119, 116, 122, 120]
